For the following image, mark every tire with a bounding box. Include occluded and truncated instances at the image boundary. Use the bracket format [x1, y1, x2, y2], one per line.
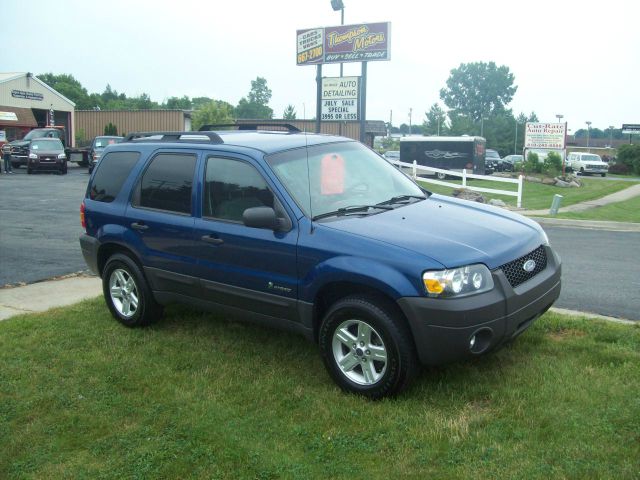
[62, 162, 68, 175]
[319, 295, 419, 399]
[27, 167, 33, 174]
[102, 253, 163, 327]
[601, 173, 606, 177]
[579, 167, 585, 175]
[11, 162, 20, 169]
[436, 171, 447, 180]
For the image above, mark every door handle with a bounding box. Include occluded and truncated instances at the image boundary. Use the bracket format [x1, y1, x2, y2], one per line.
[131, 222, 149, 231]
[201, 235, 224, 245]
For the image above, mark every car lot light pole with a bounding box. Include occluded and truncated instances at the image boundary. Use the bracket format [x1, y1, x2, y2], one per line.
[586, 121, 592, 150]
[609, 125, 615, 148]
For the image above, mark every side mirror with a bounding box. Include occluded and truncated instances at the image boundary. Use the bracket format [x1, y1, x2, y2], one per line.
[243, 207, 279, 230]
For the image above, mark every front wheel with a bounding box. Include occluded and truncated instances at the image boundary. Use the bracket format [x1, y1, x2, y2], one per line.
[102, 253, 163, 327]
[319, 295, 418, 399]
[601, 173, 606, 177]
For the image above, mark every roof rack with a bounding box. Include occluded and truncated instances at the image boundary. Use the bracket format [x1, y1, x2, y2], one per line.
[198, 123, 301, 133]
[124, 131, 223, 144]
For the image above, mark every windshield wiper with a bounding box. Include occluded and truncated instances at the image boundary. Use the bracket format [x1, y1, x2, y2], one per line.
[312, 204, 394, 221]
[376, 194, 427, 206]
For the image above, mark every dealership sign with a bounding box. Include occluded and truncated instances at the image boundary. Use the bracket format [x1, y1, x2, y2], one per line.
[524, 122, 567, 149]
[297, 22, 390, 66]
[11, 89, 44, 101]
[321, 77, 359, 121]
[622, 124, 640, 135]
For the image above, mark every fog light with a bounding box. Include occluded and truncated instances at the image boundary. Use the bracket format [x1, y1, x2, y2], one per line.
[469, 335, 476, 349]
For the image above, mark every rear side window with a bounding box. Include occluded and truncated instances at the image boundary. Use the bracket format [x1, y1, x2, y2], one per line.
[136, 153, 196, 214]
[89, 151, 140, 203]
[204, 157, 274, 221]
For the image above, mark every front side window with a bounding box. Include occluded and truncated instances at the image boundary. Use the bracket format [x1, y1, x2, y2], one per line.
[137, 153, 196, 214]
[203, 157, 274, 221]
[266, 142, 424, 218]
[90, 151, 140, 203]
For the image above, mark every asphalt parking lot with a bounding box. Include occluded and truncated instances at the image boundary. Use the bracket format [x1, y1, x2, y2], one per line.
[0, 163, 90, 285]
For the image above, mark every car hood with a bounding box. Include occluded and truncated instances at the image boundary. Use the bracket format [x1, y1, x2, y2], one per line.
[318, 194, 545, 270]
[32, 150, 63, 155]
[9, 140, 29, 147]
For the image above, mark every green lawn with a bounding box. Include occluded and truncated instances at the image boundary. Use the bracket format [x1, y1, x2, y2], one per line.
[1, 300, 639, 479]
[420, 176, 638, 210]
[546, 193, 640, 223]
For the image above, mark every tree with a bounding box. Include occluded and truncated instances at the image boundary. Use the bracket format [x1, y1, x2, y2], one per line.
[165, 96, 192, 110]
[192, 97, 213, 110]
[283, 104, 297, 120]
[235, 77, 273, 119]
[423, 103, 448, 136]
[440, 62, 517, 121]
[37, 73, 93, 109]
[192, 100, 235, 131]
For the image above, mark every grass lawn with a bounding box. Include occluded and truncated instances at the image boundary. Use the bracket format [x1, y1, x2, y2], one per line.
[546, 193, 640, 223]
[1, 300, 639, 479]
[419, 176, 638, 210]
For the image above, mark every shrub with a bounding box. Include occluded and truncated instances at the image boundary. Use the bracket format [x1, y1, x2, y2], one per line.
[617, 144, 640, 175]
[524, 152, 541, 174]
[104, 122, 118, 136]
[543, 151, 562, 176]
[608, 163, 631, 175]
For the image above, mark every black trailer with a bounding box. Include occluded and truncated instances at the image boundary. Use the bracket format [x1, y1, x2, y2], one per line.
[399, 136, 487, 178]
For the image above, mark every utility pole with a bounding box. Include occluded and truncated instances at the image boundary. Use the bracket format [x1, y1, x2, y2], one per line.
[408, 108, 412, 135]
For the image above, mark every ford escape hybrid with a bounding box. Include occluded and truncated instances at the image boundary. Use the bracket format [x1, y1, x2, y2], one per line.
[80, 126, 561, 398]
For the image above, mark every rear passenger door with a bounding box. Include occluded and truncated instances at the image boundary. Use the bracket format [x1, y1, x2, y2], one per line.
[125, 150, 199, 297]
[192, 154, 299, 320]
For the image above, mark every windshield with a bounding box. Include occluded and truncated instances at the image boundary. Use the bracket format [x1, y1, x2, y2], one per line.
[486, 150, 500, 159]
[24, 129, 61, 140]
[30, 139, 64, 151]
[94, 137, 123, 149]
[266, 142, 425, 219]
[583, 154, 602, 161]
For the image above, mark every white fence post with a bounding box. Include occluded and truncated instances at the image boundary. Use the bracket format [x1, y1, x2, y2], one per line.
[517, 175, 523, 208]
[412, 160, 417, 179]
[462, 169, 467, 188]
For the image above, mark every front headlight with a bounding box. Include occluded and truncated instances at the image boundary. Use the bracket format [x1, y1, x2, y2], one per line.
[423, 264, 494, 298]
[29, 153, 37, 159]
[58, 153, 66, 159]
[540, 228, 549, 246]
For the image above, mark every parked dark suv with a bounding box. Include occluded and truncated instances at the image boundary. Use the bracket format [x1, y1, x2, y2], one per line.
[80, 127, 561, 398]
[88, 135, 124, 173]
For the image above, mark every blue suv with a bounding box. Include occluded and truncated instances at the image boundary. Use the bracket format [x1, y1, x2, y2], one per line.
[80, 127, 561, 398]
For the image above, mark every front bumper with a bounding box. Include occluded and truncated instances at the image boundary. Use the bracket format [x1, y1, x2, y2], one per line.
[397, 245, 561, 365]
[28, 158, 65, 172]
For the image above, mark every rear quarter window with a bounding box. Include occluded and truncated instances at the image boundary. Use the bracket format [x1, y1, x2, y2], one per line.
[89, 151, 140, 203]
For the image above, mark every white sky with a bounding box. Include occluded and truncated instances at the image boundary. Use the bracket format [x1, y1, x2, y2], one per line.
[3, 0, 639, 133]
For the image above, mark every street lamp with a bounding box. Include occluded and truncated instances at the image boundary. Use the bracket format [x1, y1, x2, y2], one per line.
[609, 125, 615, 148]
[330, 0, 345, 76]
[586, 121, 592, 150]
[408, 108, 412, 135]
[514, 120, 520, 154]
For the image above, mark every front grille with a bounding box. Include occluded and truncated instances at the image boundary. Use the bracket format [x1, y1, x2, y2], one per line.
[500, 245, 547, 288]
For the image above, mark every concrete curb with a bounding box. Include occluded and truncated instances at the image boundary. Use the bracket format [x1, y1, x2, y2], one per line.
[528, 217, 640, 232]
[0, 276, 102, 321]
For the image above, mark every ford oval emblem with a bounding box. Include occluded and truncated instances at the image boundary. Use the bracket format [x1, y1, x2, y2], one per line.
[523, 259, 536, 272]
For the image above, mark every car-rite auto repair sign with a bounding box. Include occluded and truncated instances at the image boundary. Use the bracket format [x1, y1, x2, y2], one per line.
[321, 77, 359, 121]
[524, 122, 567, 149]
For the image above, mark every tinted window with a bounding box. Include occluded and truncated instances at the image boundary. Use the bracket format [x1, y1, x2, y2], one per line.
[204, 157, 274, 221]
[138, 153, 196, 214]
[89, 151, 140, 203]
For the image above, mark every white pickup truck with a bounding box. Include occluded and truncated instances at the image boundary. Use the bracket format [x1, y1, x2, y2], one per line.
[567, 152, 609, 177]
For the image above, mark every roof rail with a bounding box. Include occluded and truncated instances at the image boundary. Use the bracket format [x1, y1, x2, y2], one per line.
[198, 123, 301, 133]
[124, 131, 223, 144]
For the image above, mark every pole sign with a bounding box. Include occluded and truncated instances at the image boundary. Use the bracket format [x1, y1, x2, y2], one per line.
[622, 124, 640, 135]
[321, 77, 359, 121]
[297, 22, 390, 66]
[524, 122, 567, 149]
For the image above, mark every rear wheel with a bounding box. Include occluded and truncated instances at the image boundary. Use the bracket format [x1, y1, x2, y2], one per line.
[319, 295, 418, 399]
[102, 253, 163, 327]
